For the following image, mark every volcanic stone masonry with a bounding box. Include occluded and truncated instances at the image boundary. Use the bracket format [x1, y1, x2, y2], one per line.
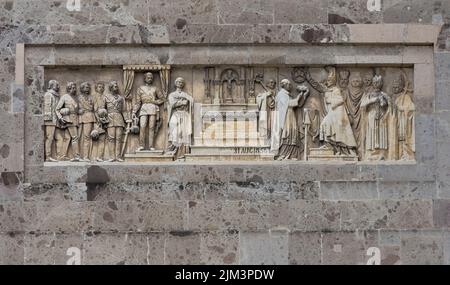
[1, 0, 450, 265]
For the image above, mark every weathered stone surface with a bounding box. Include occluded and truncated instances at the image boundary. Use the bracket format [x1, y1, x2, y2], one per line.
[200, 231, 239, 265]
[218, 0, 273, 24]
[91, 200, 186, 232]
[379, 181, 437, 199]
[320, 181, 378, 200]
[1, 0, 450, 265]
[322, 231, 378, 265]
[0, 172, 23, 202]
[274, 0, 327, 24]
[240, 231, 289, 265]
[339, 201, 388, 230]
[54, 233, 83, 265]
[288, 232, 321, 265]
[83, 233, 125, 265]
[0, 113, 24, 172]
[383, 0, 437, 24]
[165, 232, 201, 265]
[385, 200, 433, 229]
[0, 233, 24, 265]
[400, 231, 444, 265]
[288, 200, 340, 231]
[23, 183, 87, 202]
[433, 200, 450, 228]
[436, 54, 450, 112]
[0, 202, 29, 232]
[24, 233, 54, 265]
[327, 0, 383, 24]
[30, 201, 93, 233]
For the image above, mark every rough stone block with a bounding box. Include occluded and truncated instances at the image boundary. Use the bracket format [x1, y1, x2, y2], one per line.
[327, 0, 383, 24]
[0, 233, 24, 265]
[253, 25, 291, 44]
[379, 181, 437, 199]
[400, 231, 444, 265]
[288, 200, 340, 231]
[89, 0, 148, 25]
[0, 172, 23, 202]
[54, 233, 83, 265]
[23, 183, 87, 202]
[149, 0, 217, 26]
[24, 233, 54, 265]
[414, 64, 435, 113]
[339, 201, 388, 230]
[322, 231, 378, 265]
[200, 231, 239, 265]
[147, 233, 166, 265]
[433, 200, 450, 228]
[288, 232, 321, 265]
[320, 181, 378, 200]
[0, 113, 24, 172]
[188, 200, 277, 231]
[92, 200, 186, 232]
[385, 200, 433, 229]
[274, 0, 328, 24]
[218, 0, 273, 24]
[165, 232, 201, 265]
[436, 80, 450, 112]
[436, 111, 450, 142]
[30, 201, 93, 233]
[414, 114, 435, 164]
[12, 0, 91, 26]
[0, 202, 28, 232]
[240, 231, 289, 265]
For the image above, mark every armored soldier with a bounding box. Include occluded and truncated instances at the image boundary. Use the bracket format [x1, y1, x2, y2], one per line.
[101, 81, 125, 162]
[78, 82, 95, 161]
[132, 72, 164, 151]
[55, 82, 80, 161]
[43, 80, 61, 162]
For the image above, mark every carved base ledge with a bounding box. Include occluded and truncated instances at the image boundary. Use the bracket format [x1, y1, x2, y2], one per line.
[124, 150, 174, 162]
[185, 154, 275, 161]
[308, 148, 358, 162]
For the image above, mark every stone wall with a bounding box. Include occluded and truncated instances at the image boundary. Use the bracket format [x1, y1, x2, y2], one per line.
[1, 0, 450, 265]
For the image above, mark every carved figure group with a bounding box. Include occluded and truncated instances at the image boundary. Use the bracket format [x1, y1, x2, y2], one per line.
[45, 80, 126, 162]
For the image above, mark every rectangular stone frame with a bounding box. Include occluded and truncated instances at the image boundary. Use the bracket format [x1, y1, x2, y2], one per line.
[19, 24, 439, 187]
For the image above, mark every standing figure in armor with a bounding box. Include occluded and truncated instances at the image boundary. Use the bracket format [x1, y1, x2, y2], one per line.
[133, 72, 165, 151]
[101, 81, 126, 162]
[55, 82, 80, 162]
[78, 82, 95, 161]
[44, 80, 61, 162]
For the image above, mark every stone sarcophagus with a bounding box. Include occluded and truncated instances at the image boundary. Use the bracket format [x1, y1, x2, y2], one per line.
[42, 63, 416, 163]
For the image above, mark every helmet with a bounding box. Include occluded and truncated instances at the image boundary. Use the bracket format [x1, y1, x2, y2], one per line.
[130, 125, 140, 134]
[90, 129, 99, 140]
[60, 108, 70, 116]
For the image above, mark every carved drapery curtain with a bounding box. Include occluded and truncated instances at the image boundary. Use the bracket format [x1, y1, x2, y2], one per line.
[122, 69, 135, 122]
[123, 69, 135, 101]
[159, 68, 170, 98]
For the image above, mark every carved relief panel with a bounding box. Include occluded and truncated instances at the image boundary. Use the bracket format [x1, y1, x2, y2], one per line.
[43, 65, 415, 163]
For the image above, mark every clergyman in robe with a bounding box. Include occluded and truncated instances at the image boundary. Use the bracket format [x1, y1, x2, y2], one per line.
[270, 79, 309, 160]
[167, 77, 194, 159]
